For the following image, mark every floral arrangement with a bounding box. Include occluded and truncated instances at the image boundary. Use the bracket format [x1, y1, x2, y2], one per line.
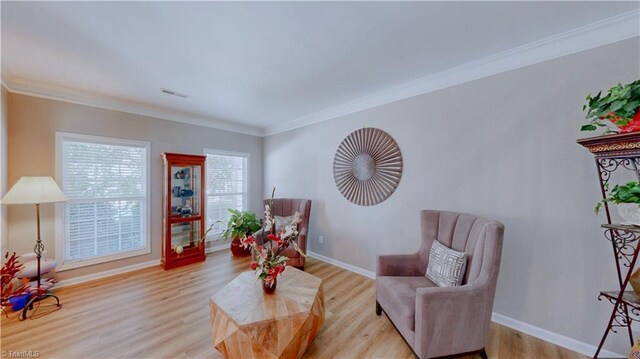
[581, 80, 640, 134]
[241, 188, 305, 290]
[1, 252, 29, 313]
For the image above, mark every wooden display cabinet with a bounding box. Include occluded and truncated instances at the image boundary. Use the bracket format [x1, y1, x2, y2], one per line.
[161, 153, 206, 270]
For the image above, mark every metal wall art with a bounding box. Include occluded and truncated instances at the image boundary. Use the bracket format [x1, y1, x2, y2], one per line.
[333, 127, 403, 206]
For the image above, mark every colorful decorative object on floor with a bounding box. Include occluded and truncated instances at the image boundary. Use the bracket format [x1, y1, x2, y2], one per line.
[240, 187, 305, 292]
[581, 79, 640, 134]
[1, 252, 30, 316]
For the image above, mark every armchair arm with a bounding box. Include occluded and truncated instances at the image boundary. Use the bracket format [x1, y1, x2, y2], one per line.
[252, 229, 265, 245]
[414, 283, 490, 358]
[376, 253, 424, 277]
[297, 227, 308, 253]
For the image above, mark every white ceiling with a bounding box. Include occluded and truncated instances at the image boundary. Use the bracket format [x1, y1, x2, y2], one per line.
[2, 1, 639, 135]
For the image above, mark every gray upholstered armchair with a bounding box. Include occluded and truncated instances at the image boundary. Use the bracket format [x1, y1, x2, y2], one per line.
[376, 210, 504, 359]
[254, 198, 312, 269]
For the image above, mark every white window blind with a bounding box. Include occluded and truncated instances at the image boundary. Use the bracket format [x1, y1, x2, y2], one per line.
[204, 150, 248, 239]
[61, 134, 149, 263]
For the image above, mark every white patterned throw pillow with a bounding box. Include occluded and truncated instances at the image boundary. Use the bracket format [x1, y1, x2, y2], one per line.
[425, 240, 467, 287]
[274, 215, 294, 232]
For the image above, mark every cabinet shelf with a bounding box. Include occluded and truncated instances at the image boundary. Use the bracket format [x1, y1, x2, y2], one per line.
[170, 215, 202, 223]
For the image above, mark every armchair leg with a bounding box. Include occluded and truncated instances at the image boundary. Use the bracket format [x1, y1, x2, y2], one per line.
[376, 301, 382, 316]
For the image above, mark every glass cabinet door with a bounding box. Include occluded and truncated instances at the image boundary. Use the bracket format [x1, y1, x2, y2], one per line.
[170, 165, 201, 219]
[162, 153, 206, 270]
[170, 221, 201, 250]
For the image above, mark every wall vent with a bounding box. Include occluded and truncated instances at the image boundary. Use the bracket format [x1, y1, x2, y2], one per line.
[161, 88, 190, 98]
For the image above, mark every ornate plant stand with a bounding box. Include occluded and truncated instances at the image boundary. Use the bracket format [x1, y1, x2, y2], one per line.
[578, 133, 640, 358]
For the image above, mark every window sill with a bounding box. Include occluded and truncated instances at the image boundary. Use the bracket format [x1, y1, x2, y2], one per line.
[57, 247, 151, 272]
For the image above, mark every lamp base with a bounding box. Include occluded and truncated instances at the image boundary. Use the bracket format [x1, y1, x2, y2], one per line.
[20, 293, 62, 320]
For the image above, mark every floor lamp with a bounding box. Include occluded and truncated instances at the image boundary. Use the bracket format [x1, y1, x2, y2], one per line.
[1, 176, 67, 319]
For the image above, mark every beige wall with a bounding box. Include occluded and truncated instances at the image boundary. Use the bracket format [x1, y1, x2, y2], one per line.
[1, 86, 8, 253]
[264, 38, 640, 354]
[6, 94, 263, 280]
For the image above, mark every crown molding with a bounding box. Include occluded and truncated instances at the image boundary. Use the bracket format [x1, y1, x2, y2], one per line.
[2, 74, 264, 137]
[264, 9, 640, 136]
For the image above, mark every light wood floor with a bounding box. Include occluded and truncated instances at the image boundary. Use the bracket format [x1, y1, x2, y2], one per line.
[1, 251, 587, 359]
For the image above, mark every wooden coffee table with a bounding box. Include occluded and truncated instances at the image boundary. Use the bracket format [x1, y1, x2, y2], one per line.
[210, 267, 325, 359]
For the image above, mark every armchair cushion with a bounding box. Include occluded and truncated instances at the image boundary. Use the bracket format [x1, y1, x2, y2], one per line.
[425, 240, 467, 287]
[376, 276, 437, 334]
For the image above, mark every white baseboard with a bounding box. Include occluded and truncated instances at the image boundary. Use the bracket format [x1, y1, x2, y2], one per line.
[56, 259, 160, 289]
[307, 252, 625, 358]
[56, 246, 228, 289]
[491, 312, 623, 358]
[205, 243, 230, 254]
[307, 251, 376, 279]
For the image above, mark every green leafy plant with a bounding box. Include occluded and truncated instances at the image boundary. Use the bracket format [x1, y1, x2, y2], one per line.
[595, 181, 640, 214]
[581, 80, 640, 134]
[220, 209, 261, 240]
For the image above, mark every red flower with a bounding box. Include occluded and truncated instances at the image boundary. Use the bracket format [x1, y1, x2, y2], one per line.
[241, 235, 255, 249]
[250, 261, 258, 270]
[269, 263, 286, 277]
[267, 234, 280, 242]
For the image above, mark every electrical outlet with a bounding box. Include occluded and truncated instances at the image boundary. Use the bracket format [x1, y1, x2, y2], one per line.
[318, 235, 324, 244]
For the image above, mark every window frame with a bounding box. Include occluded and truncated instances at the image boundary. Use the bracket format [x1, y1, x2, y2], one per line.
[203, 148, 250, 241]
[55, 132, 151, 271]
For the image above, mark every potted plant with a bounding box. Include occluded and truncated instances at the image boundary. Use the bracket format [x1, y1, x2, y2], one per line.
[220, 209, 261, 257]
[581, 79, 640, 134]
[595, 181, 640, 225]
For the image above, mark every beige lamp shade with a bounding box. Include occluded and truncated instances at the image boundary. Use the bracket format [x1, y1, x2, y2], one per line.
[1, 176, 67, 205]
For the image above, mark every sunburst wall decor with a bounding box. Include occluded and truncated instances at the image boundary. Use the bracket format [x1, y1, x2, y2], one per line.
[333, 127, 403, 206]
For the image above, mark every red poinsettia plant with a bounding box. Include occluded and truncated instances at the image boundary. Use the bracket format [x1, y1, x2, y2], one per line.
[241, 188, 305, 289]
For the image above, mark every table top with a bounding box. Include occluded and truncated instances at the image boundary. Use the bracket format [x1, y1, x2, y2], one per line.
[210, 267, 323, 326]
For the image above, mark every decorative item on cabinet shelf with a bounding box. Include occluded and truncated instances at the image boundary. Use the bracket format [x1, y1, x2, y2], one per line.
[174, 168, 191, 179]
[220, 209, 262, 257]
[171, 186, 194, 198]
[596, 181, 640, 226]
[580, 79, 640, 135]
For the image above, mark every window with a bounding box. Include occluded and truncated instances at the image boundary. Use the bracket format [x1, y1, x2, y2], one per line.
[57, 132, 150, 267]
[204, 149, 249, 239]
